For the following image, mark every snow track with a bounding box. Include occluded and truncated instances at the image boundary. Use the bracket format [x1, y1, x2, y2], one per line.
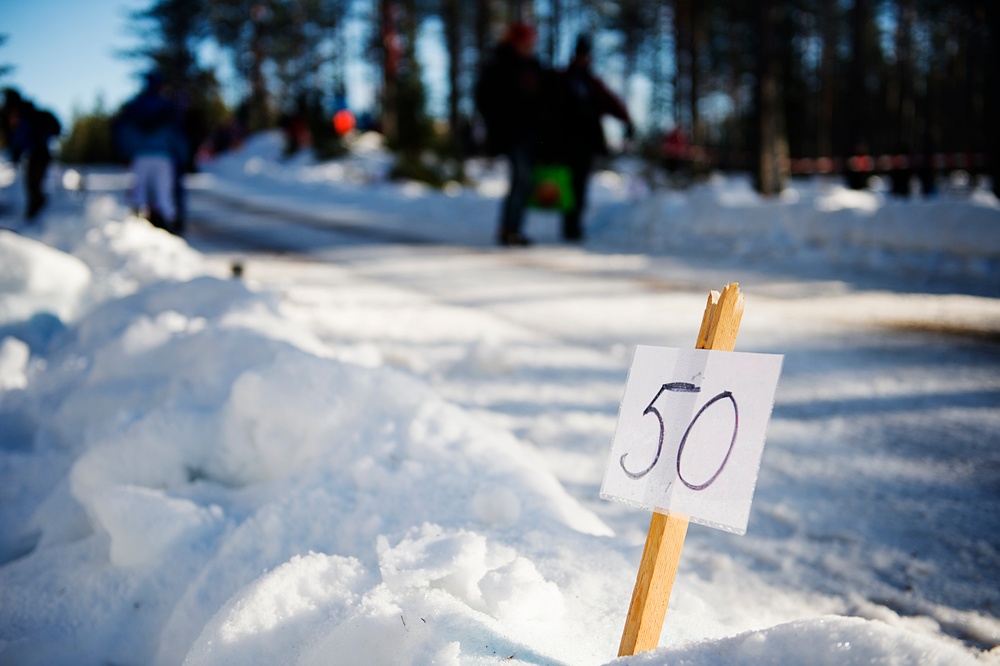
[183, 188, 1000, 658]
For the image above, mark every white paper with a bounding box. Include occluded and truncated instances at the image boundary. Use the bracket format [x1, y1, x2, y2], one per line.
[601, 345, 784, 535]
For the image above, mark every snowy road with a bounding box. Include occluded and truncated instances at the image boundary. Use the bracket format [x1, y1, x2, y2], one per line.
[184, 187, 1000, 654]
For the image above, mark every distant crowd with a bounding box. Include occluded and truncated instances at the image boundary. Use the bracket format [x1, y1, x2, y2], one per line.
[475, 23, 633, 246]
[1, 23, 636, 245]
[3, 23, 978, 241]
[1, 74, 197, 235]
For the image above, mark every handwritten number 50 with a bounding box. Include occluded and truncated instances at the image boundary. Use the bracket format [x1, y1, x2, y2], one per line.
[620, 382, 740, 491]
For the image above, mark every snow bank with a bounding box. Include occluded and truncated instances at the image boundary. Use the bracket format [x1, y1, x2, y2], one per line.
[0, 205, 633, 666]
[205, 130, 394, 188]
[0, 228, 91, 325]
[1, 149, 996, 665]
[621, 615, 980, 665]
[619, 174, 1000, 283]
[0, 194, 205, 349]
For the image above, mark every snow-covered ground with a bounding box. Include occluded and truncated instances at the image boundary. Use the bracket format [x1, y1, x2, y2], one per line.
[1, 132, 999, 665]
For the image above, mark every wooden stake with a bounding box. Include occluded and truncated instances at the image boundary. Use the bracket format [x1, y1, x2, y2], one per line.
[618, 283, 745, 657]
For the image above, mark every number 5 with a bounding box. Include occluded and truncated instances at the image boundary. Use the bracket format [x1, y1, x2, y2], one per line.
[620, 382, 699, 480]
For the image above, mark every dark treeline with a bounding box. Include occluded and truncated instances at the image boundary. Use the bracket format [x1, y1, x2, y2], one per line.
[62, 0, 1000, 195]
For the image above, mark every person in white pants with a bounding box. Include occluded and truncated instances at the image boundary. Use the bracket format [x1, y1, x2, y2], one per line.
[116, 71, 187, 230]
[130, 154, 176, 224]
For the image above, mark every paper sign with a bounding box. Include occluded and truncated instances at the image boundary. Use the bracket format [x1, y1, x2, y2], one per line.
[601, 346, 783, 535]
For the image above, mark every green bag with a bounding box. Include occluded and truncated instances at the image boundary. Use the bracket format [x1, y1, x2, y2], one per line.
[528, 164, 575, 212]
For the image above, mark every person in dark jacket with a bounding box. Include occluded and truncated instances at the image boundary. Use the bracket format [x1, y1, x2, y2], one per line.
[475, 22, 545, 247]
[553, 36, 633, 241]
[2, 88, 61, 221]
[115, 72, 187, 232]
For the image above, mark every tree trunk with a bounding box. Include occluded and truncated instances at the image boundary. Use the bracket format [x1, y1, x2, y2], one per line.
[754, 0, 786, 195]
[443, 0, 464, 173]
[379, 0, 399, 143]
[986, 3, 1000, 197]
[248, 2, 270, 131]
[817, 0, 836, 159]
[546, 0, 561, 68]
[690, 7, 704, 152]
[475, 0, 491, 68]
[849, 0, 869, 155]
[673, 0, 692, 131]
[897, 0, 915, 152]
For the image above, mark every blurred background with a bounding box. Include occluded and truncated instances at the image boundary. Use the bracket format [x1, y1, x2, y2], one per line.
[2, 0, 998, 196]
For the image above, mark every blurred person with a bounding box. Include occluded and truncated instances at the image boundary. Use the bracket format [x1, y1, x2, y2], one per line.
[1, 88, 61, 221]
[170, 84, 208, 235]
[552, 35, 632, 241]
[475, 21, 546, 247]
[889, 143, 912, 198]
[115, 71, 188, 233]
[845, 142, 871, 190]
[918, 134, 939, 198]
[661, 127, 689, 177]
[279, 94, 311, 158]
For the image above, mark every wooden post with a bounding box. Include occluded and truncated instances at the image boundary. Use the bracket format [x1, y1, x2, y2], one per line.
[618, 283, 745, 656]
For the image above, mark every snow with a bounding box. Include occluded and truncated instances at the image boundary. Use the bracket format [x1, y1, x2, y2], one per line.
[1, 132, 999, 665]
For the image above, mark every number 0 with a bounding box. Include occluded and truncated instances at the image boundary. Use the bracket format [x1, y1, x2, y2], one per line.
[676, 391, 739, 490]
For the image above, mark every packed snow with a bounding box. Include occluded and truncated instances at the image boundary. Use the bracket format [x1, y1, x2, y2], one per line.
[1, 132, 999, 665]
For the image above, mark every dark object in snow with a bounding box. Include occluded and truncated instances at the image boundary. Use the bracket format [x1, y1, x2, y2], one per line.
[1, 87, 61, 221]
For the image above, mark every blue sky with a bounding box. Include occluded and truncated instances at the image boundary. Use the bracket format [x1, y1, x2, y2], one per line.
[3, 0, 149, 123]
[1, 1, 642, 131]
[0, 0, 395, 124]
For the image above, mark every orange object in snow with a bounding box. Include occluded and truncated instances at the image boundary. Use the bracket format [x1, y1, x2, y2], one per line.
[333, 110, 356, 136]
[534, 180, 562, 207]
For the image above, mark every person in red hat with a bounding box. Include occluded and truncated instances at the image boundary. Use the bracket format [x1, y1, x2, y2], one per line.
[475, 22, 546, 246]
